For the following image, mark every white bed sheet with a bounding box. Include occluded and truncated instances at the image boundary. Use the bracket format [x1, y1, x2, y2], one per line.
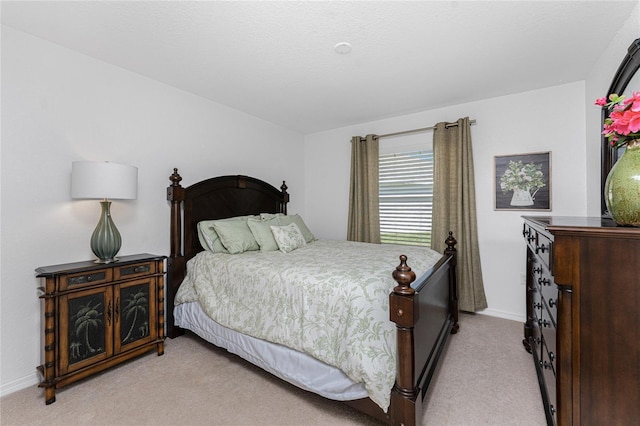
[174, 301, 369, 401]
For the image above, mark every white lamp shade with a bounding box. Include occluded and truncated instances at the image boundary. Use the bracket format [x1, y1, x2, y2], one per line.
[71, 161, 138, 200]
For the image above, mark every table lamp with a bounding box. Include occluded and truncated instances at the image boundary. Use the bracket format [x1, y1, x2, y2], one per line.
[71, 161, 138, 263]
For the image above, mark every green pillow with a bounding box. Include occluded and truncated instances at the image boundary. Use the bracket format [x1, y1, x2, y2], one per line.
[197, 216, 255, 253]
[212, 220, 260, 254]
[247, 216, 281, 252]
[279, 214, 315, 243]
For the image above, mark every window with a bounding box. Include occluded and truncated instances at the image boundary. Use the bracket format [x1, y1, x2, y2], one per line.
[379, 150, 433, 246]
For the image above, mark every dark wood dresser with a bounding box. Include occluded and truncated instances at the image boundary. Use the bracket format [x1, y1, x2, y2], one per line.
[522, 216, 640, 426]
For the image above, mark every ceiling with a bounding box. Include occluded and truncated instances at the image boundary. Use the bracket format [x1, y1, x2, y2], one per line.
[2, 1, 638, 134]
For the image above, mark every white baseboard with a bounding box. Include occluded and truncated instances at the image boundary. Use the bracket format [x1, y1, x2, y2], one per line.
[0, 372, 39, 398]
[475, 308, 525, 323]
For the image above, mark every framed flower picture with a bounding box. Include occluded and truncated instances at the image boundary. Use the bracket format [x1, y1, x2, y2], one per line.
[494, 151, 551, 211]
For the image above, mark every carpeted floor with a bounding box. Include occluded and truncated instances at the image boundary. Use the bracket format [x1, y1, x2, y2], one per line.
[1, 313, 547, 425]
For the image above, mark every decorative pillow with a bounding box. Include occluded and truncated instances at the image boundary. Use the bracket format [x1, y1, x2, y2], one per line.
[270, 223, 307, 253]
[197, 216, 255, 253]
[279, 214, 315, 243]
[211, 219, 260, 254]
[247, 216, 281, 252]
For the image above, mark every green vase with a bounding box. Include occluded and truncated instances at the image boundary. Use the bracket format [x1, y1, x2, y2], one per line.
[605, 140, 640, 226]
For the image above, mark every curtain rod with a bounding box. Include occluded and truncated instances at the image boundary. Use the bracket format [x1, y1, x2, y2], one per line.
[373, 119, 476, 140]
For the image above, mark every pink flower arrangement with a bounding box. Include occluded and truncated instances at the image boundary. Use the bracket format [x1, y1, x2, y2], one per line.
[595, 91, 640, 148]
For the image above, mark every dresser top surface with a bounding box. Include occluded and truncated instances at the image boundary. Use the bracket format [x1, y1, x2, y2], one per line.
[522, 216, 640, 238]
[35, 253, 165, 276]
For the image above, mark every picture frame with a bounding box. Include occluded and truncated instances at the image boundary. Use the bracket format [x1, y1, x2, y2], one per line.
[494, 151, 551, 211]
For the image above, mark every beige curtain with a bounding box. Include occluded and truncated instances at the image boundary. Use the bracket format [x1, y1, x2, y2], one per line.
[347, 134, 380, 243]
[431, 117, 487, 312]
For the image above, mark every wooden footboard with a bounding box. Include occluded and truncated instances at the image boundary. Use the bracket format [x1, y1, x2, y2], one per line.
[166, 169, 458, 426]
[344, 234, 458, 426]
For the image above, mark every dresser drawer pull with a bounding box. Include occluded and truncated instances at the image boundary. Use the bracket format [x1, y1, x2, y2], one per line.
[548, 298, 556, 308]
[535, 244, 548, 254]
[533, 266, 542, 274]
[549, 352, 555, 362]
[540, 360, 553, 370]
[550, 405, 556, 416]
[538, 277, 551, 286]
[533, 302, 542, 309]
[68, 272, 106, 286]
[538, 319, 552, 328]
[523, 226, 531, 238]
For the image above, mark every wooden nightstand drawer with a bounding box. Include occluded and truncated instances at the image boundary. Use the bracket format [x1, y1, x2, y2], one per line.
[60, 268, 113, 290]
[114, 261, 156, 280]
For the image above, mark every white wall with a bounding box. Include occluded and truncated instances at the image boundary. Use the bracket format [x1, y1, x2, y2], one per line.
[304, 81, 588, 322]
[0, 26, 304, 395]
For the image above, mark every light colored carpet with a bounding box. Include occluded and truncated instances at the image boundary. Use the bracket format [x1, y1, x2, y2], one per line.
[1, 313, 547, 425]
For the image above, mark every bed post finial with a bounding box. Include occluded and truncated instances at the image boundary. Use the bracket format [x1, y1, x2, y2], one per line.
[445, 231, 457, 261]
[393, 255, 416, 296]
[280, 181, 289, 214]
[169, 168, 182, 187]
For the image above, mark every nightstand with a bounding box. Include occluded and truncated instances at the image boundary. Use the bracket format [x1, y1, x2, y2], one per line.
[35, 253, 166, 404]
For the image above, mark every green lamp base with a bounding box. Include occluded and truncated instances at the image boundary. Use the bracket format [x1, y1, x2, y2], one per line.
[90, 200, 122, 263]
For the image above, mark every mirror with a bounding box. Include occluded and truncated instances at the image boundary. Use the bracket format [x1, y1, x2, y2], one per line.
[601, 38, 640, 216]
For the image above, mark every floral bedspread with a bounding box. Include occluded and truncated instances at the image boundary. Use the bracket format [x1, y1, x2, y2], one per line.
[175, 239, 442, 411]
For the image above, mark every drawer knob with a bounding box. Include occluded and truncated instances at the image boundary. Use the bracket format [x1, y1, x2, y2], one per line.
[538, 277, 551, 286]
[536, 244, 548, 254]
[549, 352, 555, 361]
[533, 267, 542, 274]
[548, 298, 556, 308]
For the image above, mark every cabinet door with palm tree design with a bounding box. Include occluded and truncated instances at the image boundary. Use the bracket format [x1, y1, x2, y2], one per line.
[115, 278, 157, 353]
[59, 287, 114, 375]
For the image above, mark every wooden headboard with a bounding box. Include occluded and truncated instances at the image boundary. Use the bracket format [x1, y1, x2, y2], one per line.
[165, 168, 289, 336]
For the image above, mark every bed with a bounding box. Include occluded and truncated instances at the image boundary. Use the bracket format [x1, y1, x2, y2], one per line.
[165, 169, 459, 425]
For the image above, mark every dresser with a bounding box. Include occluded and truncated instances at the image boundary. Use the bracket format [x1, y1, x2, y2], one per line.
[522, 216, 640, 426]
[36, 253, 166, 404]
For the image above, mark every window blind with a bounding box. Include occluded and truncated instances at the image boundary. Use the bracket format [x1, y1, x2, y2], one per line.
[379, 150, 433, 246]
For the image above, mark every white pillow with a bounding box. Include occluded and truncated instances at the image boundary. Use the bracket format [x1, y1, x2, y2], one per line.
[270, 223, 307, 253]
